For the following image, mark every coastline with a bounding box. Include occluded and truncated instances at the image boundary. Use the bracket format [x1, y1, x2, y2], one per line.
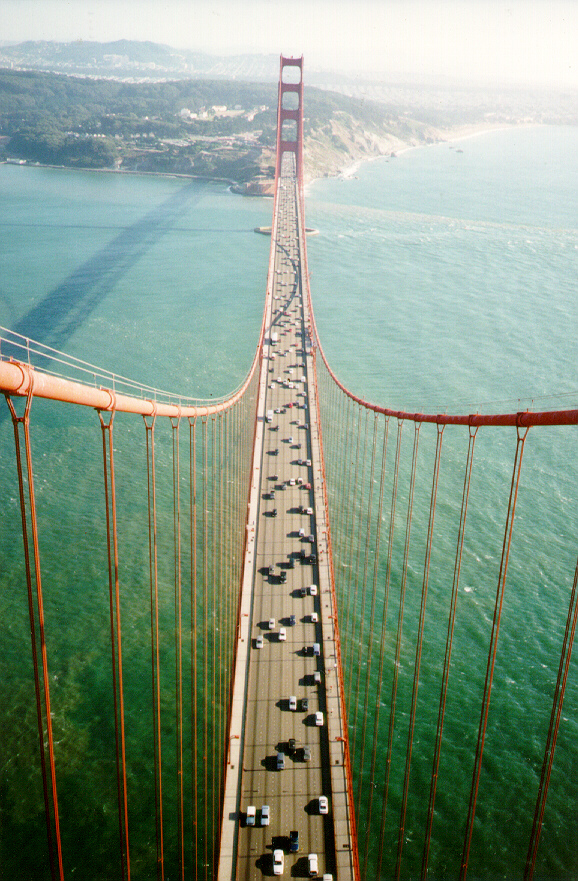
[305, 120, 542, 191]
[1, 121, 544, 195]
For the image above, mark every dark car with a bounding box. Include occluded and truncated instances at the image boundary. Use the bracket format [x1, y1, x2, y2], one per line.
[289, 614, 296, 626]
[288, 556, 295, 569]
[280, 571, 287, 583]
[271, 508, 278, 517]
[288, 737, 297, 754]
[301, 698, 309, 711]
[289, 830, 299, 853]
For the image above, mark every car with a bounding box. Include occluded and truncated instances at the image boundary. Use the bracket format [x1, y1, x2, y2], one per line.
[273, 849, 284, 875]
[315, 712, 324, 726]
[307, 534, 315, 543]
[288, 436, 294, 443]
[305, 507, 313, 515]
[280, 571, 287, 583]
[289, 478, 296, 486]
[308, 853, 318, 876]
[319, 796, 328, 814]
[322, 876, 334, 881]
[271, 508, 278, 517]
[301, 697, 309, 711]
[261, 804, 270, 825]
[274, 407, 281, 414]
[304, 483, 311, 490]
[289, 614, 296, 625]
[301, 586, 308, 597]
[288, 557, 295, 569]
[288, 737, 297, 754]
[255, 635, 264, 649]
[314, 671, 322, 684]
[310, 584, 318, 596]
[289, 830, 299, 853]
[302, 746, 311, 761]
[269, 618, 275, 630]
[246, 805, 256, 826]
[298, 528, 306, 537]
[297, 458, 304, 466]
[311, 612, 318, 623]
[269, 490, 276, 499]
[306, 459, 312, 467]
[268, 565, 275, 576]
[289, 695, 297, 711]
[279, 627, 286, 641]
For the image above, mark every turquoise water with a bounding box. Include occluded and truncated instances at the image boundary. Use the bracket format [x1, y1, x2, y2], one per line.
[1, 125, 577, 879]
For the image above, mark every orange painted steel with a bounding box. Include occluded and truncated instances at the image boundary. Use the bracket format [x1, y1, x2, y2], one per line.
[4, 390, 65, 881]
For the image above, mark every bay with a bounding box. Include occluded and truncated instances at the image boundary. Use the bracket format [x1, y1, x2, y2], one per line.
[1, 124, 577, 879]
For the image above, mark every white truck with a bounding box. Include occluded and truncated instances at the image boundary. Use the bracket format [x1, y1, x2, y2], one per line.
[266, 409, 274, 423]
[271, 332, 278, 345]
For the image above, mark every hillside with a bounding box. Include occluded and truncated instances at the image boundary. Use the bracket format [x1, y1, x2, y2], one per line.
[0, 67, 460, 185]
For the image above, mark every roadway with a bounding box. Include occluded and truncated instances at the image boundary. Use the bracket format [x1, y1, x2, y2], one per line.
[218, 156, 355, 881]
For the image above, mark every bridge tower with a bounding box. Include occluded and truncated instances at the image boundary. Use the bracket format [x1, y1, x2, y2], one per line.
[275, 55, 304, 187]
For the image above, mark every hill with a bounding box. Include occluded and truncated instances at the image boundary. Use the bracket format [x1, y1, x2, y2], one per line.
[0, 67, 451, 184]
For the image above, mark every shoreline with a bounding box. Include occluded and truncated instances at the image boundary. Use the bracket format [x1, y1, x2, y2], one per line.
[305, 121, 543, 192]
[1, 121, 546, 195]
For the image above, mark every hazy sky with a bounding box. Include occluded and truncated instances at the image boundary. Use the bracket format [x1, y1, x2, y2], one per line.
[3, 0, 577, 89]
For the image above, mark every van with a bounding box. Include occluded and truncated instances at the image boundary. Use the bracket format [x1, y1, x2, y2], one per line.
[308, 854, 318, 876]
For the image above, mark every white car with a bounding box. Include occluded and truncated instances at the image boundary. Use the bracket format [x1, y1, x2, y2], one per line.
[279, 627, 286, 641]
[315, 711, 324, 726]
[305, 507, 313, 516]
[288, 436, 294, 443]
[299, 528, 306, 537]
[261, 804, 270, 825]
[289, 695, 297, 711]
[319, 795, 328, 814]
[246, 805, 256, 826]
[306, 459, 312, 467]
[273, 849, 284, 875]
[269, 618, 275, 630]
[255, 635, 264, 649]
[309, 584, 318, 596]
[308, 853, 318, 876]
[311, 612, 318, 623]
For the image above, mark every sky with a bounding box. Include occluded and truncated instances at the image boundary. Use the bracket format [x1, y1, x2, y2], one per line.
[3, 0, 577, 89]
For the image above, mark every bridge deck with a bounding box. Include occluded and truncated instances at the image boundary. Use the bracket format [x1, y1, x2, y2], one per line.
[218, 157, 356, 879]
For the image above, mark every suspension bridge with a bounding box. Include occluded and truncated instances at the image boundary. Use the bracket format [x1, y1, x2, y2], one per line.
[1, 56, 577, 881]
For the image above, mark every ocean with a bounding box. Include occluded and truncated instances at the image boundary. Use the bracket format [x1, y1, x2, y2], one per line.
[1, 124, 577, 879]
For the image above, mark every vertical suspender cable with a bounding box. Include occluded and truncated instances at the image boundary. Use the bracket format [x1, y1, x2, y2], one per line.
[170, 415, 185, 881]
[421, 424, 478, 879]
[524, 552, 578, 880]
[362, 415, 392, 872]
[395, 423, 444, 879]
[344, 405, 363, 702]
[99, 407, 131, 881]
[5, 391, 65, 881]
[377, 419, 420, 879]
[144, 412, 164, 881]
[459, 426, 529, 880]
[351, 409, 376, 773]
[353, 409, 378, 797]
[201, 414, 209, 880]
[188, 416, 198, 881]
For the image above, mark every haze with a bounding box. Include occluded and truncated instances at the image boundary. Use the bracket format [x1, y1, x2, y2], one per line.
[3, 0, 577, 90]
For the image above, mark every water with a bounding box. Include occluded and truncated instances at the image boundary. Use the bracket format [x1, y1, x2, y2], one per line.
[1, 125, 577, 879]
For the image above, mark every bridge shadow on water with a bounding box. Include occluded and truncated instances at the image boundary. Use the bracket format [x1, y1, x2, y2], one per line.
[8, 180, 208, 363]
